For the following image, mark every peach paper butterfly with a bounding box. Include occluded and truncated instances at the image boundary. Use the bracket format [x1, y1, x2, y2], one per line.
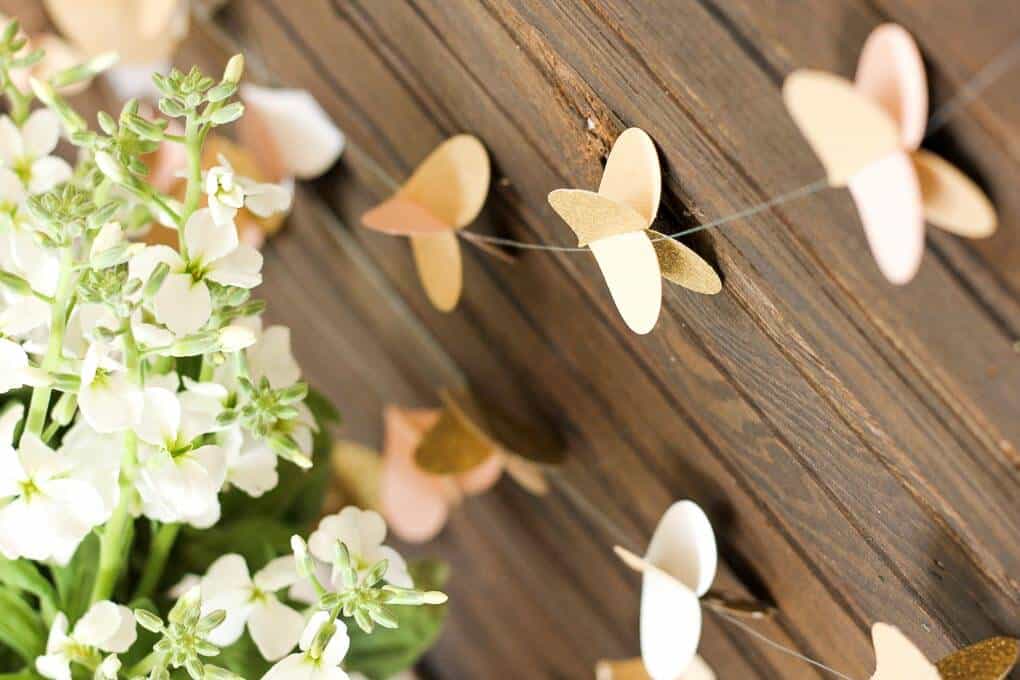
[783, 24, 996, 284]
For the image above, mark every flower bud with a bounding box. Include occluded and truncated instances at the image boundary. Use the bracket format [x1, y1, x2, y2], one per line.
[223, 54, 245, 84]
[0, 270, 33, 296]
[134, 608, 164, 634]
[94, 151, 128, 185]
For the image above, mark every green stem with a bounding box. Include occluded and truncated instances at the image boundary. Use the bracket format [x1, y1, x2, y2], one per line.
[125, 651, 161, 678]
[179, 116, 205, 258]
[23, 248, 74, 439]
[90, 327, 142, 604]
[133, 522, 180, 601]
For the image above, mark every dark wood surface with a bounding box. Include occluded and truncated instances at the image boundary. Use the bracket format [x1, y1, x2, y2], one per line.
[8, 1, 1020, 677]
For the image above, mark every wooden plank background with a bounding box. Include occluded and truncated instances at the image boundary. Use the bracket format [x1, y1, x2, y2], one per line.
[7, 1, 1020, 677]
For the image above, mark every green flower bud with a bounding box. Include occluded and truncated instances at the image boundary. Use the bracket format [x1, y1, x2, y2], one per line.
[134, 608, 164, 634]
[222, 54, 244, 84]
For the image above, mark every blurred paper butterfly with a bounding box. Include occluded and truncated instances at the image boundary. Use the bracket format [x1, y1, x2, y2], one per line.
[870, 623, 1018, 680]
[783, 24, 997, 285]
[361, 135, 491, 312]
[379, 389, 563, 543]
[548, 128, 721, 335]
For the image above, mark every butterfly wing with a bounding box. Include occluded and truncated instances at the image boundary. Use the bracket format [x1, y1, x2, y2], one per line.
[598, 127, 662, 226]
[650, 233, 722, 294]
[871, 623, 940, 680]
[855, 24, 928, 151]
[935, 637, 1019, 680]
[783, 70, 903, 186]
[912, 149, 997, 238]
[644, 500, 718, 597]
[847, 150, 925, 284]
[378, 407, 453, 544]
[410, 231, 463, 312]
[548, 189, 649, 246]
[400, 134, 490, 230]
[641, 569, 703, 680]
[361, 196, 455, 236]
[588, 231, 663, 335]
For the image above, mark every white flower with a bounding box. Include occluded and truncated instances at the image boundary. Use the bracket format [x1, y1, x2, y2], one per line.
[247, 323, 301, 389]
[128, 208, 263, 335]
[308, 507, 412, 589]
[95, 655, 122, 680]
[0, 431, 108, 564]
[0, 110, 72, 194]
[220, 424, 278, 497]
[58, 419, 122, 516]
[36, 602, 136, 680]
[133, 387, 227, 528]
[261, 612, 350, 680]
[201, 554, 304, 661]
[205, 158, 292, 226]
[78, 341, 143, 433]
[0, 337, 31, 393]
[6, 229, 60, 296]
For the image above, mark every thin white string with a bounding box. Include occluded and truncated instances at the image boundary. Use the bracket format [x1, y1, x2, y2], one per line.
[711, 609, 859, 680]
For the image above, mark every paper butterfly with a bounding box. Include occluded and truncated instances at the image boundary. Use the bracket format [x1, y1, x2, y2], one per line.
[870, 622, 1017, 680]
[379, 390, 563, 543]
[361, 135, 491, 312]
[784, 24, 996, 284]
[613, 500, 720, 680]
[548, 128, 721, 335]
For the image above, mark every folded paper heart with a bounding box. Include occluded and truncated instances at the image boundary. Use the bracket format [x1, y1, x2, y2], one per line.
[547, 128, 721, 335]
[783, 23, 997, 285]
[612, 500, 772, 680]
[361, 135, 491, 312]
[871, 624, 1018, 680]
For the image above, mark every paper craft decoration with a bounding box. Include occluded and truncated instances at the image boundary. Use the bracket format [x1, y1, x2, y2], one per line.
[547, 128, 721, 335]
[613, 500, 774, 680]
[379, 389, 564, 543]
[43, 0, 188, 65]
[361, 135, 491, 312]
[783, 23, 997, 284]
[870, 623, 1018, 680]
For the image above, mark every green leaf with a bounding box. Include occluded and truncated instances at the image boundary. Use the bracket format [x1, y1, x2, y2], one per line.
[304, 388, 341, 426]
[344, 561, 449, 680]
[214, 631, 271, 679]
[174, 518, 294, 579]
[51, 532, 99, 622]
[0, 557, 57, 620]
[0, 587, 45, 664]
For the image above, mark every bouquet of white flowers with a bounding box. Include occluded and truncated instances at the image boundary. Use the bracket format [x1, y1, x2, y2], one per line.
[0, 19, 446, 680]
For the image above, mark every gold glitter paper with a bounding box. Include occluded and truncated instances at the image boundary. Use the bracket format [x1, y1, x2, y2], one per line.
[935, 637, 1019, 680]
[651, 233, 723, 295]
[548, 189, 648, 246]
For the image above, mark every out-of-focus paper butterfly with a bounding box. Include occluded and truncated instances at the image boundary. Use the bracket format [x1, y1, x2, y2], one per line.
[361, 135, 491, 312]
[784, 24, 996, 284]
[548, 128, 721, 335]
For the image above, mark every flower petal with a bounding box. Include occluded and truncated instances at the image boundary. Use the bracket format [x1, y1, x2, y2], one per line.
[248, 325, 300, 388]
[185, 208, 238, 263]
[242, 180, 293, 217]
[22, 109, 61, 158]
[128, 244, 183, 285]
[248, 597, 305, 661]
[205, 243, 262, 288]
[28, 156, 72, 194]
[254, 556, 300, 592]
[0, 116, 23, 164]
[135, 387, 182, 446]
[154, 273, 211, 335]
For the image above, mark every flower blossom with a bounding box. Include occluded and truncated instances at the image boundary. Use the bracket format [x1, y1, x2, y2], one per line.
[78, 340, 144, 433]
[36, 601, 136, 680]
[0, 421, 109, 565]
[201, 554, 304, 661]
[133, 387, 227, 528]
[204, 156, 291, 226]
[308, 507, 413, 589]
[261, 611, 350, 680]
[128, 208, 262, 335]
[0, 110, 71, 195]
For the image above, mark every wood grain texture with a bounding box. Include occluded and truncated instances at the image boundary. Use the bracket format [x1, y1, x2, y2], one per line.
[4, 0, 1019, 677]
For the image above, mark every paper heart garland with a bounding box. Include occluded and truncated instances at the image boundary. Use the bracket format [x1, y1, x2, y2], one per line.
[361, 135, 491, 312]
[783, 23, 997, 284]
[380, 389, 565, 542]
[870, 623, 1018, 680]
[548, 128, 721, 335]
